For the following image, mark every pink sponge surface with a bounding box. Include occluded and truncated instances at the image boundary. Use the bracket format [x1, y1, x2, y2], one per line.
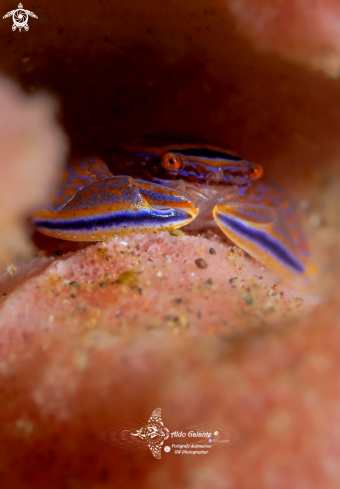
[0, 230, 327, 488]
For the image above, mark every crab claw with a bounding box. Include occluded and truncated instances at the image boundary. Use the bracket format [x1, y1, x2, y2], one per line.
[213, 202, 309, 275]
[32, 176, 198, 242]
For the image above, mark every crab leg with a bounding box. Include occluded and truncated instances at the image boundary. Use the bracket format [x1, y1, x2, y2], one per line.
[213, 179, 309, 274]
[32, 158, 198, 241]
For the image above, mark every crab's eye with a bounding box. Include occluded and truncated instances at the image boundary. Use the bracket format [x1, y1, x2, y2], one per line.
[249, 163, 263, 180]
[161, 152, 182, 172]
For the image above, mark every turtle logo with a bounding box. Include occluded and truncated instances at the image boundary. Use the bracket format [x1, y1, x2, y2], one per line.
[3, 3, 38, 32]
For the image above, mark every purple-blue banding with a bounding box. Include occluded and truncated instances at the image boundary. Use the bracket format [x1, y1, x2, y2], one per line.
[134, 180, 189, 204]
[125, 149, 252, 185]
[170, 148, 243, 161]
[218, 214, 305, 273]
[33, 208, 191, 232]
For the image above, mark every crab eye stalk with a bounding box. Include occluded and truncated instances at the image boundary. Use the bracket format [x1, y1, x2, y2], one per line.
[249, 163, 263, 180]
[161, 152, 183, 172]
